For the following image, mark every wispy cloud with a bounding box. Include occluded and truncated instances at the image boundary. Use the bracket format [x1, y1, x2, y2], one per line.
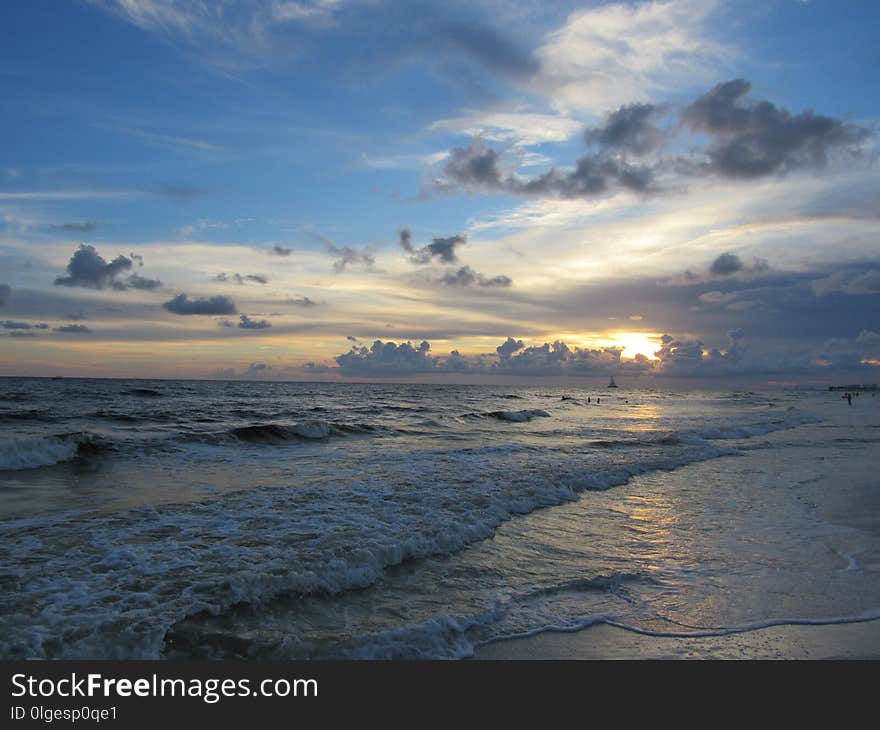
[534, 0, 734, 114]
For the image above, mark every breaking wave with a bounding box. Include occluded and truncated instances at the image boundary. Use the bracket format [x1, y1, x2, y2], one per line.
[0, 432, 108, 471]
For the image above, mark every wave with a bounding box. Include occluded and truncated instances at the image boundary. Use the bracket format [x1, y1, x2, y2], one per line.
[590, 434, 682, 449]
[293, 572, 651, 659]
[0, 432, 108, 471]
[122, 387, 164, 397]
[226, 420, 386, 443]
[465, 409, 552, 422]
[0, 409, 53, 422]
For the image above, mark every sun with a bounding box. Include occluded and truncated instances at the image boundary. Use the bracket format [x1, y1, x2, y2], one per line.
[613, 332, 661, 360]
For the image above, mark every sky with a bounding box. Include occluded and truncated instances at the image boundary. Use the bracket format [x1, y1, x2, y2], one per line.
[0, 0, 878, 384]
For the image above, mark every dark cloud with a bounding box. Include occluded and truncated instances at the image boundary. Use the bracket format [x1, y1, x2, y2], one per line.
[443, 139, 656, 198]
[440, 80, 870, 201]
[444, 141, 503, 189]
[398, 228, 414, 253]
[238, 314, 271, 329]
[0, 284, 12, 306]
[213, 273, 269, 285]
[1, 320, 48, 330]
[7, 331, 37, 338]
[437, 265, 512, 287]
[269, 245, 292, 256]
[54, 324, 91, 333]
[586, 103, 664, 155]
[407, 233, 467, 264]
[496, 336, 524, 360]
[671, 252, 770, 285]
[54, 244, 161, 291]
[287, 296, 317, 307]
[163, 293, 237, 315]
[519, 155, 656, 196]
[682, 79, 868, 178]
[710, 252, 744, 277]
[55, 245, 133, 289]
[49, 221, 99, 233]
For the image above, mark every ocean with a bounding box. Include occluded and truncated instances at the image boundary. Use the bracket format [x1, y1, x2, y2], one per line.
[0, 378, 877, 659]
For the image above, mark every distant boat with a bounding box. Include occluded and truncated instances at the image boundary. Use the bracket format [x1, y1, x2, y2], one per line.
[607, 376, 618, 388]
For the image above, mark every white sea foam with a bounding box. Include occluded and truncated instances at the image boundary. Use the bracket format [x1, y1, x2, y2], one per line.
[0, 435, 79, 471]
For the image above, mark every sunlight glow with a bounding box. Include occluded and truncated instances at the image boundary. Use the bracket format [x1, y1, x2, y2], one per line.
[612, 332, 662, 360]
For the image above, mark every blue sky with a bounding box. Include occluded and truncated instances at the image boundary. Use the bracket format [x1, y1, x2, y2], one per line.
[0, 0, 878, 382]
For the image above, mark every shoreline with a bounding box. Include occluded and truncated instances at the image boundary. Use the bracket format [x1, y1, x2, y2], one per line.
[473, 618, 880, 660]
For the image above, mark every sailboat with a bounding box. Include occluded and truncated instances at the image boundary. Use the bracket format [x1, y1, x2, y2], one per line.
[607, 376, 618, 388]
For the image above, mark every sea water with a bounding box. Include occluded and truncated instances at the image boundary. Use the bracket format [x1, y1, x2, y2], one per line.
[0, 378, 877, 658]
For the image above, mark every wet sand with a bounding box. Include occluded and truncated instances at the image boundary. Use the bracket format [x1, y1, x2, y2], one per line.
[476, 405, 880, 660]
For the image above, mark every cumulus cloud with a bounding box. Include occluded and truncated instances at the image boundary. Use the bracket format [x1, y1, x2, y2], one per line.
[336, 339, 436, 376]
[163, 293, 237, 315]
[54, 244, 161, 290]
[54, 324, 92, 333]
[682, 79, 868, 178]
[813, 330, 880, 370]
[269, 245, 292, 256]
[238, 314, 271, 329]
[325, 328, 880, 379]
[55, 244, 133, 289]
